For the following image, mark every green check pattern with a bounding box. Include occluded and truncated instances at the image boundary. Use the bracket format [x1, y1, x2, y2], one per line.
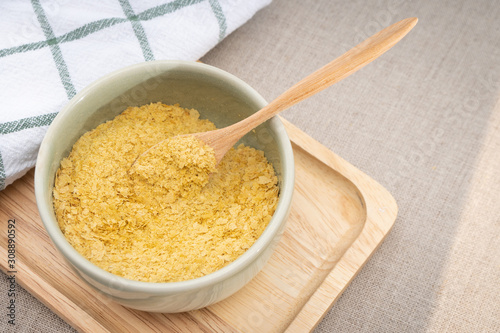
[0, 0, 207, 59]
[209, 0, 228, 41]
[31, 0, 77, 99]
[0, 0, 266, 190]
[118, 0, 156, 61]
[0, 153, 5, 190]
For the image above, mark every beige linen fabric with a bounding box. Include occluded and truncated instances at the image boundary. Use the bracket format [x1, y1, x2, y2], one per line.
[202, 0, 500, 332]
[2, 0, 500, 332]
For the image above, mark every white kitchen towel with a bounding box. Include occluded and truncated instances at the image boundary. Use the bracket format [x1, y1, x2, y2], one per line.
[0, 0, 270, 190]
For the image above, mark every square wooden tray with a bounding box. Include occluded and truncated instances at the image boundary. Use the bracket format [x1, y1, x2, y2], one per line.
[0, 118, 397, 332]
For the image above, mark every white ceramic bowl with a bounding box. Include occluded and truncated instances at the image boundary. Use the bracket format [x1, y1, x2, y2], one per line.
[35, 60, 294, 312]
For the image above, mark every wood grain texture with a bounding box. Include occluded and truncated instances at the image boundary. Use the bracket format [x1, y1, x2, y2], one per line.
[0, 118, 397, 332]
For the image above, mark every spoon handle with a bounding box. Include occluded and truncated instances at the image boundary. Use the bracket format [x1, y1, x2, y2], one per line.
[231, 17, 418, 134]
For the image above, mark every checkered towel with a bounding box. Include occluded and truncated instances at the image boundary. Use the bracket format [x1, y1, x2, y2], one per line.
[0, 0, 270, 190]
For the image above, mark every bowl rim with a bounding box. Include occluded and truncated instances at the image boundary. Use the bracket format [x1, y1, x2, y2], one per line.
[35, 60, 295, 294]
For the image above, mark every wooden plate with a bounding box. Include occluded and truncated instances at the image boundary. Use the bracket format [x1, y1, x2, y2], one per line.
[0, 117, 397, 332]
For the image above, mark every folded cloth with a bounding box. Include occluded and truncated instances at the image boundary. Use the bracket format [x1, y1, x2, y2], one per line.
[0, 0, 270, 190]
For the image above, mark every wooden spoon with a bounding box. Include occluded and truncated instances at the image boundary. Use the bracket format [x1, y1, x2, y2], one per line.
[143, 17, 418, 165]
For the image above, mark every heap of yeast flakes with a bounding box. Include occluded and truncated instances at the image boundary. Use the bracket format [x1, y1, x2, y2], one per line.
[129, 135, 217, 203]
[53, 103, 279, 283]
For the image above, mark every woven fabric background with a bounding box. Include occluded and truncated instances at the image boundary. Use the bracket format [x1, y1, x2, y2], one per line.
[2, 0, 500, 332]
[202, 0, 500, 332]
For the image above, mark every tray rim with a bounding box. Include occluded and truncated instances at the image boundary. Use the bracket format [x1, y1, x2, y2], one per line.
[279, 117, 398, 332]
[0, 117, 398, 333]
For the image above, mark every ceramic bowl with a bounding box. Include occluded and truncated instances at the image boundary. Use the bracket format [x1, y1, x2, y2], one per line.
[34, 60, 294, 313]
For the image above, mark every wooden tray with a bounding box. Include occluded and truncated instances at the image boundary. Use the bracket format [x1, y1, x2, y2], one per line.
[0, 118, 397, 332]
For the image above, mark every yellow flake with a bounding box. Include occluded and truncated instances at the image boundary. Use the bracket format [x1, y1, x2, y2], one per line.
[53, 103, 279, 283]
